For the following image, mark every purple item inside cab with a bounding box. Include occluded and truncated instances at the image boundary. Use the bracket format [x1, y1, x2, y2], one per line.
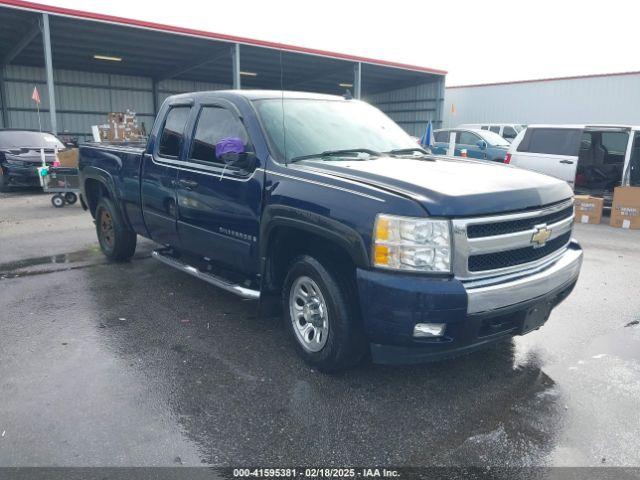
[216, 137, 245, 161]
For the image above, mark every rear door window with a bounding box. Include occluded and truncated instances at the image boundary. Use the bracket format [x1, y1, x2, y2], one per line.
[489, 126, 500, 134]
[158, 106, 190, 158]
[517, 128, 582, 156]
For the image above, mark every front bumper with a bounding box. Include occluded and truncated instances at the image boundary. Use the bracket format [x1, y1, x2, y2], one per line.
[1, 164, 42, 187]
[356, 241, 583, 364]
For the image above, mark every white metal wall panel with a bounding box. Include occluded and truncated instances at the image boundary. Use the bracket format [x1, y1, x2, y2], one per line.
[444, 73, 640, 127]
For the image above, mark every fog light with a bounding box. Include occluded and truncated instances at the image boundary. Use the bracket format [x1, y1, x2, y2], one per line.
[413, 323, 446, 338]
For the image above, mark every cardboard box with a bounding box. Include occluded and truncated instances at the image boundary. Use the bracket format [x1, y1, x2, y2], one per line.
[610, 186, 640, 229]
[574, 195, 604, 225]
[56, 148, 78, 168]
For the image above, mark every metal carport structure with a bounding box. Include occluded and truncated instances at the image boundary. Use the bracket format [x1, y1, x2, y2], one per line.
[0, 0, 446, 140]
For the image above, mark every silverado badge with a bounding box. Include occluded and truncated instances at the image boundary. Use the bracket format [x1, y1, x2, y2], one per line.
[531, 225, 552, 248]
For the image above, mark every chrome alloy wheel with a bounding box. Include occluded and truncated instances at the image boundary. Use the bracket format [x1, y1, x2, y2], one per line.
[289, 276, 329, 352]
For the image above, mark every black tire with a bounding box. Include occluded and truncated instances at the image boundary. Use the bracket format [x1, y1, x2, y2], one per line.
[64, 192, 78, 204]
[282, 255, 367, 373]
[0, 172, 9, 193]
[51, 194, 65, 208]
[95, 196, 137, 261]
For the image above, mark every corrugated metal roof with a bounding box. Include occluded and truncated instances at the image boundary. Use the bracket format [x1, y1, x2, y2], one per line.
[0, 0, 447, 75]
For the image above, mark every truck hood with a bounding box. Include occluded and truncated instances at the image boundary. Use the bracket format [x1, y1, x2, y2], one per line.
[297, 155, 573, 217]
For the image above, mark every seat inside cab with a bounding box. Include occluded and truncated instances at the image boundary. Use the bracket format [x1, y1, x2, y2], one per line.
[575, 129, 629, 202]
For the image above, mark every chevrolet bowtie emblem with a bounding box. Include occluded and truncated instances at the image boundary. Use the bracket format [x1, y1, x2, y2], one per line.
[531, 225, 552, 248]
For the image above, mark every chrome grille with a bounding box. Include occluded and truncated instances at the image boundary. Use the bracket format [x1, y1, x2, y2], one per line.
[452, 200, 575, 280]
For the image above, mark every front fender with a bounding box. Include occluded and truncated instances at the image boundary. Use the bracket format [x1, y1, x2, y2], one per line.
[260, 204, 370, 268]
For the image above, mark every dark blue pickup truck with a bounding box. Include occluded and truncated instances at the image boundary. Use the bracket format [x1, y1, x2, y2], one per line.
[79, 90, 583, 372]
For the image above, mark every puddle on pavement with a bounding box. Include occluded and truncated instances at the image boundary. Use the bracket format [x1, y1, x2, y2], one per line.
[0, 247, 148, 279]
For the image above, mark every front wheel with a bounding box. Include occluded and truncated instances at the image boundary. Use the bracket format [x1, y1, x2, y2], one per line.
[282, 255, 367, 372]
[95, 197, 137, 261]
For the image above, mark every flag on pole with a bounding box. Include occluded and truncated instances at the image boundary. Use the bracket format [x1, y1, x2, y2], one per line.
[32, 86, 42, 131]
[420, 120, 434, 148]
[31, 86, 41, 104]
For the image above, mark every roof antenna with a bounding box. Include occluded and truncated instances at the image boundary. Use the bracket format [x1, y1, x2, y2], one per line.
[343, 89, 353, 100]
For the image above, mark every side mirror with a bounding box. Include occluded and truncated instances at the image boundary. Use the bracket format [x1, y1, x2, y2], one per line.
[219, 151, 257, 171]
[477, 140, 487, 150]
[216, 137, 256, 172]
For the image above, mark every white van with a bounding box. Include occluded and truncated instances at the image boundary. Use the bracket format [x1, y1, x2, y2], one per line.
[507, 125, 640, 204]
[458, 124, 526, 142]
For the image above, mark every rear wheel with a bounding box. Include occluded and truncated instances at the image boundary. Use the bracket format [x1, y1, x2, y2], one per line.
[95, 197, 137, 261]
[51, 194, 65, 208]
[282, 255, 367, 373]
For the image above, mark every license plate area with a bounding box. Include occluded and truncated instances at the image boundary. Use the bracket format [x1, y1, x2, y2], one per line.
[520, 302, 552, 334]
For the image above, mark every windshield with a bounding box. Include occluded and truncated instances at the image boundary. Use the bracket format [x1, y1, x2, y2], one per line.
[477, 130, 511, 147]
[0, 131, 64, 150]
[254, 99, 418, 162]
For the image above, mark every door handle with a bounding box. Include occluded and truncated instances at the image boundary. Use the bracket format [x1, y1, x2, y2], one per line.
[559, 160, 574, 165]
[178, 179, 198, 189]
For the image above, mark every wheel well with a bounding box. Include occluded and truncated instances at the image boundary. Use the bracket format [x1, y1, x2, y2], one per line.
[265, 226, 358, 293]
[84, 178, 110, 217]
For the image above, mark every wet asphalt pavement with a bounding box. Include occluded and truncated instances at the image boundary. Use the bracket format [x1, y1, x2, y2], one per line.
[1, 191, 639, 468]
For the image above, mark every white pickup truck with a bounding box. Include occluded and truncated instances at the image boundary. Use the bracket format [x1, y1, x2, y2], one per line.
[506, 125, 640, 205]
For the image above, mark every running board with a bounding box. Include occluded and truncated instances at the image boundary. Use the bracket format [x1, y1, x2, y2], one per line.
[152, 249, 260, 300]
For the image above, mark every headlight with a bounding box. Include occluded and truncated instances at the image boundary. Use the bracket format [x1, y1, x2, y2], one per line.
[373, 214, 451, 273]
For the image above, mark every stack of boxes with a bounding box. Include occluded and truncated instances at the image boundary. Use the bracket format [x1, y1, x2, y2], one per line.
[574, 187, 640, 230]
[98, 110, 144, 142]
[610, 187, 640, 229]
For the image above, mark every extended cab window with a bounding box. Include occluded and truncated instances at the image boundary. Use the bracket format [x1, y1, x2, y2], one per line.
[190, 106, 250, 165]
[517, 128, 582, 156]
[158, 107, 190, 158]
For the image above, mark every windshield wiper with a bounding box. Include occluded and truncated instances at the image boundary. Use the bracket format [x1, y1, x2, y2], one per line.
[289, 148, 381, 164]
[385, 147, 431, 157]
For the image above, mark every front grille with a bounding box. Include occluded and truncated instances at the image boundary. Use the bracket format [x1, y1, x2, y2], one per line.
[467, 205, 574, 238]
[468, 232, 571, 272]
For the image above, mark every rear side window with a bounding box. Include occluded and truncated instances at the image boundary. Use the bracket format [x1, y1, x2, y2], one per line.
[517, 128, 582, 156]
[158, 107, 190, 158]
[190, 106, 250, 165]
[489, 126, 500, 134]
[481, 126, 489, 130]
[434, 131, 449, 143]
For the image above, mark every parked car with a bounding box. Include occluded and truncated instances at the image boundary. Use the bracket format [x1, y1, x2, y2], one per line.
[78, 90, 583, 372]
[507, 125, 640, 205]
[458, 124, 526, 142]
[431, 128, 510, 161]
[0, 129, 66, 191]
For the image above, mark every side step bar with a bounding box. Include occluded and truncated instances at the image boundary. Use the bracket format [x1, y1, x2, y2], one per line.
[152, 249, 260, 300]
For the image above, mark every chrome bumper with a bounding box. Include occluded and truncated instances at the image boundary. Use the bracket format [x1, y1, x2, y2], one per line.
[465, 241, 583, 314]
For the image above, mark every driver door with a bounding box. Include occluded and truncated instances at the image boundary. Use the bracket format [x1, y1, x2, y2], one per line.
[175, 102, 264, 275]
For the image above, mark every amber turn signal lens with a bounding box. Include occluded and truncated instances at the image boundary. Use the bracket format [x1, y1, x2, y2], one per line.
[374, 245, 389, 265]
